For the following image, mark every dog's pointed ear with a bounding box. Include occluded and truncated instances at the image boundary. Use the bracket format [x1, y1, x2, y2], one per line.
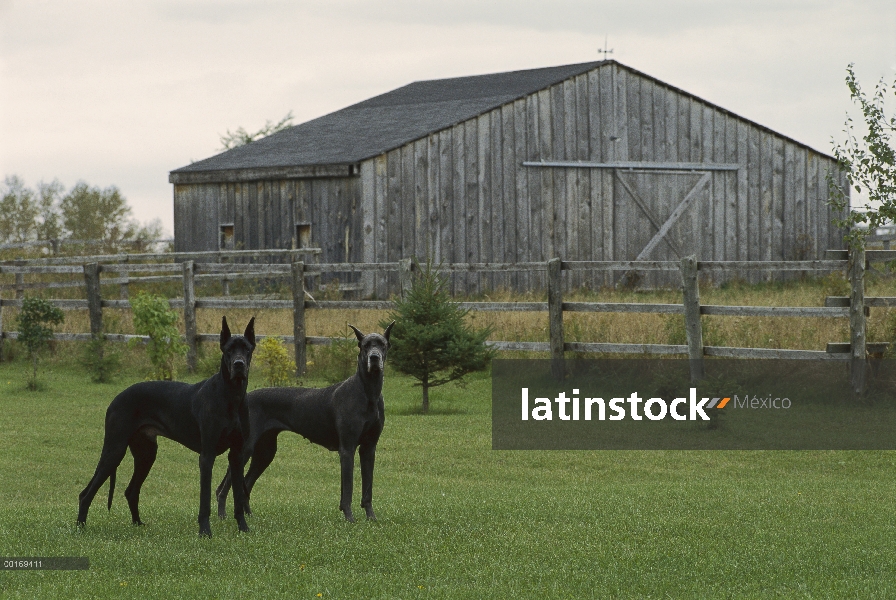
[348, 324, 364, 344]
[383, 321, 395, 343]
[220, 316, 231, 351]
[244, 317, 256, 347]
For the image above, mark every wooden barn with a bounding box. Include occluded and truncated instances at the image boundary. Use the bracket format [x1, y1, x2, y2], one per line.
[169, 59, 848, 293]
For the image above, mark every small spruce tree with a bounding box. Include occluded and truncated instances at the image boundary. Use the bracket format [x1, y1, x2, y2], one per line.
[16, 296, 64, 389]
[381, 259, 494, 413]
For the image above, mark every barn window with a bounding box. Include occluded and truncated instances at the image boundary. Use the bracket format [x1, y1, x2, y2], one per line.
[296, 223, 312, 248]
[219, 224, 234, 250]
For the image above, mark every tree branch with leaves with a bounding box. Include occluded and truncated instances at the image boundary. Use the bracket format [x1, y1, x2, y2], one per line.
[830, 64, 896, 248]
[219, 111, 294, 150]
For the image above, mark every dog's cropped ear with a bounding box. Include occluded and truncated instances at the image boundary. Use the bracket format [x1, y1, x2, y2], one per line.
[244, 317, 256, 347]
[348, 324, 364, 344]
[383, 321, 395, 343]
[220, 316, 231, 351]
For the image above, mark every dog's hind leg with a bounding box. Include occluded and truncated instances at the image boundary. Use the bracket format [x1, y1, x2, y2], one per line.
[217, 448, 253, 519]
[216, 468, 232, 520]
[124, 432, 158, 526]
[77, 441, 128, 526]
[242, 430, 280, 511]
[359, 443, 377, 521]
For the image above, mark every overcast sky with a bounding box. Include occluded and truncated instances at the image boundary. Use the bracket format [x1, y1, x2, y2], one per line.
[2, 0, 895, 236]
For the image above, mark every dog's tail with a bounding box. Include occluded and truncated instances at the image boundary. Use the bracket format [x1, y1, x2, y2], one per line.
[107, 469, 116, 511]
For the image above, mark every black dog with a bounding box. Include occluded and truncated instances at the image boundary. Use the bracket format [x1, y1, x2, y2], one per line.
[216, 322, 393, 523]
[77, 317, 256, 537]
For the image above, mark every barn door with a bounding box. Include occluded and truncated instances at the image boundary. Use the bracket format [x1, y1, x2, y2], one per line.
[614, 169, 712, 261]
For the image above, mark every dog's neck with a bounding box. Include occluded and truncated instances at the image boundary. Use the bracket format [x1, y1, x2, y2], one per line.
[356, 359, 384, 403]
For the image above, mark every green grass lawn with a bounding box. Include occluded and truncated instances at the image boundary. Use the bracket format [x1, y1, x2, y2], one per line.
[2, 357, 896, 598]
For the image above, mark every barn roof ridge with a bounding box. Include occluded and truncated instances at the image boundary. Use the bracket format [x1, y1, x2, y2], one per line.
[171, 59, 832, 181]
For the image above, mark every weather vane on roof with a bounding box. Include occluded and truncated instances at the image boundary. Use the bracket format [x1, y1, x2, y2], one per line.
[598, 36, 614, 59]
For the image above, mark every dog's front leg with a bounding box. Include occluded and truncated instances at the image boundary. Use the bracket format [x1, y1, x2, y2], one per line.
[359, 443, 376, 521]
[198, 451, 215, 537]
[338, 446, 356, 522]
[228, 447, 249, 532]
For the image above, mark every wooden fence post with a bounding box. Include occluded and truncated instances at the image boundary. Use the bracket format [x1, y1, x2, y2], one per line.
[398, 258, 413, 299]
[849, 245, 866, 395]
[182, 260, 197, 373]
[221, 254, 230, 296]
[680, 255, 704, 382]
[15, 272, 24, 299]
[547, 257, 564, 380]
[83, 263, 103, 340]
[118, 255, 129, 299]
[292, 261, 306, 376]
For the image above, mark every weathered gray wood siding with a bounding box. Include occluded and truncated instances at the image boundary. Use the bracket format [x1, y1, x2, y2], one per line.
[173, 177, 362, 275]
[359, 62, 847, 290]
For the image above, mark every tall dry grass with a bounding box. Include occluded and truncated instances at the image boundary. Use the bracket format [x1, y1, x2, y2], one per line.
[5, 269, 896, 355]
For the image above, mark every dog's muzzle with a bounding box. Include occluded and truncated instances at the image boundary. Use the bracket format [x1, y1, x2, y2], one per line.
[231, 358, 248, 378]
[367, 350, 384, 372]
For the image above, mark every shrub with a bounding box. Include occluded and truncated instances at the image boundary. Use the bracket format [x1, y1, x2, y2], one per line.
[307, 335, 357, 384]
[129, 292, 187, 380]
[195, 344, 222, 378]
[80, 335, 121, 383]
[16, 296, 65, 390]
[254, 337, 295, 387]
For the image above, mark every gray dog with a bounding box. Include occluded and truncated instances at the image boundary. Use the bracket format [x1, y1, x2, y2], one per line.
[77, 317, 255, 537]
[216, 322, 393, 522]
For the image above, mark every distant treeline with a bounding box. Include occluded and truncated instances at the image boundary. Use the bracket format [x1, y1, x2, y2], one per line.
[1, 175, 166, 255]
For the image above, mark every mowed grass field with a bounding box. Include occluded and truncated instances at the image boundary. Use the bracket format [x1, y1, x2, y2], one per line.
[2, 350, 896, 598]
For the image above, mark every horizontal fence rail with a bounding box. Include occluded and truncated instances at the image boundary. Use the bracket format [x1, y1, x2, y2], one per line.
[0, 253, 881, 389]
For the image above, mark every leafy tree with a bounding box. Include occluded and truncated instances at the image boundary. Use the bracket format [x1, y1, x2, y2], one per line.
[129, 292, 187, 380]
[829, 63, 896, 248]
[60, 181, 133, 244]
[35, 179, 64, 241]
[16, 296, 65, 390]
[219, 111, 294, 150]
[0, 177, 164, 252]
[381, 259, 494, 413]
[129, 218, 166, 252]
[0, 175, 39, 244]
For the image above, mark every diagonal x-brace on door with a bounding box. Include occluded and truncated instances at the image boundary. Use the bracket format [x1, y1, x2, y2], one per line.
[615, 170, 712, 260]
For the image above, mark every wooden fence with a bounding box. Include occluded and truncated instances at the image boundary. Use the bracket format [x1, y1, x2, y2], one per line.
[0, 250, 890, 393]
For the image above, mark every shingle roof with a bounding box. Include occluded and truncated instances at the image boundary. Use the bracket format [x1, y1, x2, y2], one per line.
[171, 61, 605, 174]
